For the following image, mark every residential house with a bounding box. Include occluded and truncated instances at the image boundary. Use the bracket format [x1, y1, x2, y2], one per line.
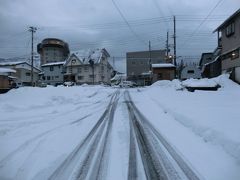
[126, 50, 166, 86]
[0, 67, 16, 93]
[181, 65, 202, 80]
[151, 63, 176, 83]
[214, 8, 240, 83]
[64, 48, 113, 85]
[0, 61, 41, 86]
[41, 61, 65, 86]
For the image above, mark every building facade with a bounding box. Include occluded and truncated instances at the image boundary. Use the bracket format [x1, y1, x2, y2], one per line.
[0, 62, 41, 86]
[214, 9, 240, 83]
[151, 63, 176, 83]
[64, 48, 113, 85]
[41, 62, 65, 86]
[37, 38, 70, 65]
[126, 50, 166, 86]
[0, 68, 16, 93]
[181, 65, 202, 80]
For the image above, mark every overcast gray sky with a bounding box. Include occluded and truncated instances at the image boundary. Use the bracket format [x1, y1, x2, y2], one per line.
[0, 0, 240, 71]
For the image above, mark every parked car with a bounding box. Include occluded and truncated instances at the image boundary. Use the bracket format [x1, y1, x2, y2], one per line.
[63, 81, 75, 87]
[119, 81, 137, 88]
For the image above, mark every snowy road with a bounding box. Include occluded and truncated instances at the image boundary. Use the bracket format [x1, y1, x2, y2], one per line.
[125, 91, 201, 180]
[0, 79, 240, 180]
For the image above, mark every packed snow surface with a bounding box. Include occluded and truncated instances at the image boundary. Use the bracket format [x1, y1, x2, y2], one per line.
[0, 74, 240, 180]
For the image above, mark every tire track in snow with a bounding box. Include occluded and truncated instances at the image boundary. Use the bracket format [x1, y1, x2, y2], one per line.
[0, 114, 92, 169]
[48, 90, 120, 180]
[125, 90, 202, 180]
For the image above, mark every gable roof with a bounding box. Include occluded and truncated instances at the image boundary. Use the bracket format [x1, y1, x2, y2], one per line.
[199, 52, 213, 66]
[41, 61, 65, 67]
[66, 48, 110, 66]
[213, 8, 240, 32]
[0, 61, 41, 72]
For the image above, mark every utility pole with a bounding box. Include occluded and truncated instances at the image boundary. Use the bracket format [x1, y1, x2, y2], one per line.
[149, 40, 151, 71]
[113, 56, 115, 70]
[173, 16, 176, 67]
[166, 31, 169, 58]
[173, 16, 177, 79]
[89, 59, 94, 85]
[28, 26, 37, 86]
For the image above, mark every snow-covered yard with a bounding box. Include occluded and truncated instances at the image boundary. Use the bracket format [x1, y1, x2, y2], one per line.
[0, 75, 240, 180]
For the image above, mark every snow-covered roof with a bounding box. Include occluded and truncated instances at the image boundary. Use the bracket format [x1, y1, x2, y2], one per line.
[41, 61, 65, 67]
[68, 48, 107, 65]
[152, 63, 175, 68]
[0, 61, 25, 66]
[182, 78, 218, 88]
[0, 67, 16, 73]
[204, 56, 220, 66]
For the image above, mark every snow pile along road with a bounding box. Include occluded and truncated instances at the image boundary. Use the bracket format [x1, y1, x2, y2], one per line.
[130, 74, 240, 180]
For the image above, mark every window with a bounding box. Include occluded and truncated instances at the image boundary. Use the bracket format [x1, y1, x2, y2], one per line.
[225, 22, 235, 37]
[84, 66, 89, 72]
[187, 70, 194, 74]
[222, 48, 240, 60]
[132, 61, 136, 65]
[26, 72, 31, 76]
[50, 66, 54, 71]
[89, 75, 96, 78]
[55, 76, 59, 79]
[78, 67, 82, 73]
[78, 76, 83, 80]
[42, 76, 46, 80]
[47, 76, 50, 80]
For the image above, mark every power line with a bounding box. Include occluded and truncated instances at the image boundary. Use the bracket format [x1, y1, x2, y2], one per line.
[111, 0, 147, 46]
[179, 0, 224, 48]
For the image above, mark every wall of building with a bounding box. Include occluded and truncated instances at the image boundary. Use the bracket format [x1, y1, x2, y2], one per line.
[181, 66, 202, 80]
[235, 67, 240, 83]
[221, 16, 240, 53]
[220, 15, 240, 70]
[152, 68, 175, 82]
[65, 56, 112, 84]
[127, 50, 166, 77]
[42, 65, 64, 85]
[0, 75, 10, 89]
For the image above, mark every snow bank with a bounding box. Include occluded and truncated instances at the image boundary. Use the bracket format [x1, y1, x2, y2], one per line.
[136, 74, 240, 165]
[151, 79, 183, 90]
[182, 78, 218, 87]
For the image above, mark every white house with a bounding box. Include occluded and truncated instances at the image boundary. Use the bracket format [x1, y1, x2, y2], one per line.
[181, 65, 202, 80]
[0, 61, 41, 86]
[64, 48, 113, 85]
[41, 61, 65, 86]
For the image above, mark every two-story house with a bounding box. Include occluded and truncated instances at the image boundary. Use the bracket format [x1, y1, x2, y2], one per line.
[64, 48, 113, 85]
[0, 61, 41, 86]
[41, 62, 65, 86]
[214, 8, 240, 83]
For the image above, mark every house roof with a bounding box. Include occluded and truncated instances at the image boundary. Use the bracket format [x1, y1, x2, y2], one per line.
[41, 61, 65, 67]
[213, 8, 240, 32]
[0, 61, 41, 72]
[0, 61, 25, 66]
[199, 52, 213, 66]
[152, 63, 175, 68]
[0, 67, 16, 73]
[66, 48, 110, 66]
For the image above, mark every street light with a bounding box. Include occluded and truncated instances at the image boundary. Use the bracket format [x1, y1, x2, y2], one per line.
[89, 59, 94, 85]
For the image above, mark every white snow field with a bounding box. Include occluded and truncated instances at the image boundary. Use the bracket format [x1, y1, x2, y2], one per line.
[0, 75, 240, 180]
